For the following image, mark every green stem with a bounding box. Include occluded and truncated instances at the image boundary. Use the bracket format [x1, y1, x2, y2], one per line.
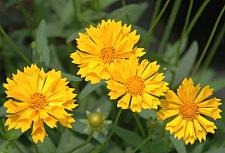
[158, 0, 182, 54]
[70, 131, 93, 152]
[170, 0, 193, 86]
[192, 5, 225, 76]
[133, 113, 145, 138]
[130, 135, 151, 153]
[0, 26, 31, 65]
[148, 0, 162, 49]
[175, 0, 193, 66]
[203, 22, 225, 69]
[107, 109, 122, 141]
[185, 0, 210, 36]
[142, 0, 171, 47]
[93, 109, 122, 152]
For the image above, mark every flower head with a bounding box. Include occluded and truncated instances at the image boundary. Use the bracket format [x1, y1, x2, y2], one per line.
[106, 56, 168, 112]
[157, 78, 222, 144]
[4, 65, 78, 143]
[71, 19, 145, 84]
[79, 109, 112, 143]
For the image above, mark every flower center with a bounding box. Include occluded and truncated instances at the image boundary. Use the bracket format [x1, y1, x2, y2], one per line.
[179, 101, 199, 119]
[126, 76, 145, 96]
[30, 93, 48, 109]
[100, 46, 117, 64]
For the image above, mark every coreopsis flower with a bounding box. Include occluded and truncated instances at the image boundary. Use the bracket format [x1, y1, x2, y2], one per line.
[106, 56, 168, 112]
[70, 19, 145, 84]
[157, 78, 222, 144]
[4, 65, 78, 143]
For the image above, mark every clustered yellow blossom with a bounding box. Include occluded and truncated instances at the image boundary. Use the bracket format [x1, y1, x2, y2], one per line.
[70, 19, 145, 84]
[4, 65, 78, 143]
[106, 56, 168, 112]
[157, 78, 221, 144]
[2, 19, 222, 145]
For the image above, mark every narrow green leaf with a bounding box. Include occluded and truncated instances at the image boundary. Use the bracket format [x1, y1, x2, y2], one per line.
[113, 125, 143, 147]
[169, 136, 187, 153]
[191, 143, 205, 153]
[33, 20, 50, 67]
[62, 72, 82, 82]
[37, 137, 56, 153]
[78, 82, 105, 100]
[138, 109, 156, 119]
[99, 0, 115, 9]
[0, 141, 14, 153]
[210, 78, 225, 92]
[173, 41, 198, 87]
[56, 129, 94, 153]
[204, 147, 225, 153]
[4, 129, 22, 140]
[108, 3, 148, 23]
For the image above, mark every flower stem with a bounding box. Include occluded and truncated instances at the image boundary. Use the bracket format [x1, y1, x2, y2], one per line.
[158, 0, 182, 54]
[107, 109, 122, 141]
[0, 26, 31, 65]
[130, 134, 151, 153]
[147, 0, 162, 49]
[170, 0, 193, 86]
[185, 0, 210, 36]
[133, 113, 145, 138]
[192, 5, 225, 76]
[203, 22, 225, 69]
[142, 0, 171, 48]
[92, 109, 122, 152]
[175, 0, 193, 66]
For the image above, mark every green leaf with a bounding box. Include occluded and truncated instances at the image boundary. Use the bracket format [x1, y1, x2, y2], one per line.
[56, 129, 94, 153]
[99, 0, 115, 9]
[4, 129, 22, 140]
[0, 141, 28, 153]
[33, 20, 50, 67]
[62, 72, 82, 82]
[164, 37, 188, 64]
[108, 3, 148, 23]
[173, 41, 198, 87]
[169, 136, 187, 153]
[0, 107, 6, 117]
[113, 125, 143, 147]
[138, 109, 156, 119]
[37, 137, 56, 153]
[0, 141, 14, 153]
[191, 143, 206, 153]
[210, 78, 225, 92]
[204, 147, 225, 153]
[78, 82, 105, 100]
[66, 28, 85, 43]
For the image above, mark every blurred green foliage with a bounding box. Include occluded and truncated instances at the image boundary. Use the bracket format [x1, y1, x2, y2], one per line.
[0, 0, 225, 153]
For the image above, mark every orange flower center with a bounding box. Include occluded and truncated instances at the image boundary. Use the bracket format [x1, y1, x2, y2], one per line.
[126, 76, 145, 96]
[101, 46, 117, 64]
[179, 101, 199, 119]
[30, 93, 48, 109]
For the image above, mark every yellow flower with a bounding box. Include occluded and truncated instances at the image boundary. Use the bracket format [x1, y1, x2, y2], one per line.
[106, 56, 168, 112]
[70, 19, 145, 84]
[157, 78, 222, 144]
[3, 65, 78, 143]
